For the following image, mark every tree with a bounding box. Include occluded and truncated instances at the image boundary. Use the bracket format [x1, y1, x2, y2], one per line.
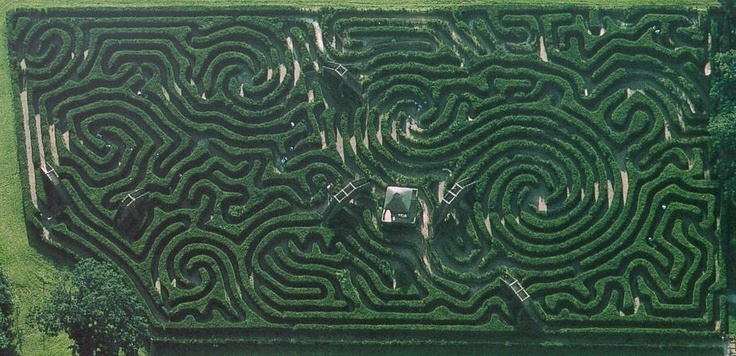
[0, 266, 17, 354]
[710, 49, 736, 204]
[27, 259, 149, 356]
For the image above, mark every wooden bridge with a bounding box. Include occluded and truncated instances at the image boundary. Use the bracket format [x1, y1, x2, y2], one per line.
[433, 177, 474, 226]
[500, 273, 530, 303]
[322, 178, 371, 222]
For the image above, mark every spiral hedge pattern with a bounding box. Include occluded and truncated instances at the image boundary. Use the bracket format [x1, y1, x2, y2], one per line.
[9, 6, 725, 341]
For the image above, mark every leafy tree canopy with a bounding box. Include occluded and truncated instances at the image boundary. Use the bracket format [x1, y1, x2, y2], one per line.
[710, 49, 736, 203]
[0, 266, 16, 354]
[28, 259, 149, 356]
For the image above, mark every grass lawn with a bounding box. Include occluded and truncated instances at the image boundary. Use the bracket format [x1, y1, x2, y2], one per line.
[0, 0, 721, 353]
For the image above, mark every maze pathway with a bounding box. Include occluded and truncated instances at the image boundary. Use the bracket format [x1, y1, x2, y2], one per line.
[9, 6, 723, 342]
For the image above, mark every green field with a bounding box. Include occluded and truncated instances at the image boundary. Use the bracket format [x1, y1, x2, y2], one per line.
[0, 0, 727, 353]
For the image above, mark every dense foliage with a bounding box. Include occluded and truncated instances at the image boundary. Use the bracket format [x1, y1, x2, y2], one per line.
[0, 266, 16, 354]
[710, 50, 736, 203]
[7, 4, 725, 348]
[27, 259, 149, 356]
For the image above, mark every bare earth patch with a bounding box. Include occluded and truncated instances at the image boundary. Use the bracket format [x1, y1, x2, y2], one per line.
[20, 90, 38, 208]
[420, 198, 430, 239]
[335, 129, 345, 163]
[349, 135, 357, 155]
[312, 21, 325, 52]
[62, 131, 70, 150]
[537, 196, 547, 213]
[279, 64, 286, 84]
[621, 171, 629, 205]
[376, 115, 384, 145]
[35, 114, 47, 170]
[293, 60, 301, 87]
[539, 36, 548, 62]
[438, 180, 445, 202]
[484, 215, 492, 236]
[594, 182, 599, 201]
[48, 124, 60, 166]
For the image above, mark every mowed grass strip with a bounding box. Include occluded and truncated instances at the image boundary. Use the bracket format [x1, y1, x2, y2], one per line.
[0, 0, 720, 353]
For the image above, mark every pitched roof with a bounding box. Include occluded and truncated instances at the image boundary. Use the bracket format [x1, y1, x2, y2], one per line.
[382, 186, 419, 225]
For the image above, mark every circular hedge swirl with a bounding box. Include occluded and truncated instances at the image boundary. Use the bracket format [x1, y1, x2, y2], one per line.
[9, 6, 724, 343]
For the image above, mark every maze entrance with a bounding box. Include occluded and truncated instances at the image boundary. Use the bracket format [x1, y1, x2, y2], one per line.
[9, 6, 725, 345]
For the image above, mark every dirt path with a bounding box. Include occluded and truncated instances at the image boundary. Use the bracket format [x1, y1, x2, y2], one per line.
[438, 180, 445, 202]
[376, 115, 384, 145]
[594, 182, 599, 201]
[162, 85, 171, 101]
[606, 180, 613, 208]
[279, 64, 286, 84]
[676, 109, 686, 130]
[63, 131, 70, 150]
[664, 122, 671, 140]
[293, 60, 301, 87]
[705, 61, 711, 76]
[621, 171, 628, 205]
[349, 135, 357, 155]
[286, 37, 301, 87]
[537, 196, 547, 213]
[20, 90, 38, 208]
[539, 36, 548, 62]
[423, 255, 432, 274]
[312, 21, 325, 52]
[686, 96, 695, 113]
[307, 89, 314, 103]
[335, 129, 345, 163]
[420, 198, 430, 238]
[35, 114, 47, 171]
[484, 215, 492, 236]
[48, 124, 60, 166]
[625, 88, 643, 98]
[19, 59, 26, 71]
[320, 130, 326, 149]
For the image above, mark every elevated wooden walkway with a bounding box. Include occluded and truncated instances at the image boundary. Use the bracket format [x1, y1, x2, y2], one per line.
[322, 178, 370, 222]
[500, 274, 530, 303]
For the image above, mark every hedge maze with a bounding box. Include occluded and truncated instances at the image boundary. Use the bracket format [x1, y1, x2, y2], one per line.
[8, 6, 726, 344]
